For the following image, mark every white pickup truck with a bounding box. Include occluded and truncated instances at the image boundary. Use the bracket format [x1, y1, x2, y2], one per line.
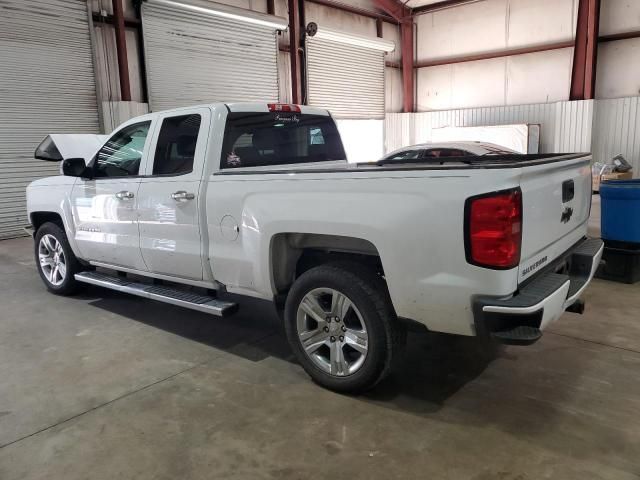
[26, 102, 603, 392]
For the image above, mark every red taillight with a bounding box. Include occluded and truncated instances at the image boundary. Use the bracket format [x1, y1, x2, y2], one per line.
[267, 103, 301, 113]
[466, 189, 522, 269]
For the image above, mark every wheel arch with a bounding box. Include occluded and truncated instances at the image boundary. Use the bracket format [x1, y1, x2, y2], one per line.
[269, 232, 385, 296]
[30, 211, 64, 233]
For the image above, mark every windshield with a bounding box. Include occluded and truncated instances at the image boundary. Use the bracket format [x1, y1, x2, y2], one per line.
[221, 112, 346, 169]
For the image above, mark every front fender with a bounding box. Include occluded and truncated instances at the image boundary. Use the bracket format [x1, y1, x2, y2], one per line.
[27, 176, 80, 257]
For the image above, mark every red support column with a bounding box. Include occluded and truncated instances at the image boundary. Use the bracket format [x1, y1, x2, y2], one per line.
[571, 0, 601, 100]
[112, 0, 131, 101]
[374, 0, 414, 112]
[401, 21, 414, 113]
[288, 0, 303, 104]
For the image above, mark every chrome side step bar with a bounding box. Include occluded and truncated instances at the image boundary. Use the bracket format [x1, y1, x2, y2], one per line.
[75, 271, 238, 317]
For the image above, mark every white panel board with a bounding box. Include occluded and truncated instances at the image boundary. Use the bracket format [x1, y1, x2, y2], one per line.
[596, 39, 640, 100]
[451, 57, 506, 108]
[336, 120, 384, 163]
[600, 0, 640, 36]
[416, 0, 508, 62]
[416, 65, 454, 111]
[506, 48, 573, 105]
[385, 99, 593, 155]
[507, 0, 575, 48]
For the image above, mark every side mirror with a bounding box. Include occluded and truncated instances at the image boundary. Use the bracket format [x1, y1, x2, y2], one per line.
[62, 158, 92, 179]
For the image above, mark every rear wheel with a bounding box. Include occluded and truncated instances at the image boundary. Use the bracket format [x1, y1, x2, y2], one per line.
[284, 262, 405, 393]
[34, 222, 82, 295]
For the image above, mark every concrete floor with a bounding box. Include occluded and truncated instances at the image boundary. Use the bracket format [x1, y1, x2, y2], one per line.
[1, 196, 640, 479]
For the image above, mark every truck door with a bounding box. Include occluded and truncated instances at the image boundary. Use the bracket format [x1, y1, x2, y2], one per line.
[70, 120, 152, 270]
[136, 109, 210, 280]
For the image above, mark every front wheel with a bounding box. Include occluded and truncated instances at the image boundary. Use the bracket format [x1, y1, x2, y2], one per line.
[284, 262, 405, 393]
[34, 222, 82, 295]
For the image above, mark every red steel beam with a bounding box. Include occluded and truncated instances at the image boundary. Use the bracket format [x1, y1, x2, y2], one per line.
[111, 0, 131, 101]
[571, 0, 600, 100]
[412, 0, 485, 14]
[305, 0, 396, 23]
[415, 40, 575, 68]
[583, 0, 601, 99]
[374, 0, 414, 112]
[401, 21, 414, 112]
[288, 0, 303, 104]
[599, 30, 640, 43]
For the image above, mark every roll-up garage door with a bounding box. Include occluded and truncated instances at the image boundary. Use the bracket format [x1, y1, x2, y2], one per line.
[141, 0, 287, 111]
[306, 25, 395, 119]
[0, 0, 100, 239]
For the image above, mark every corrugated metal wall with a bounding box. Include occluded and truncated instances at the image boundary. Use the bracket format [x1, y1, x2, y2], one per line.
[385, 99, 594, 155]
[0, 0, 100, 239]
[592, 96, 640, 174]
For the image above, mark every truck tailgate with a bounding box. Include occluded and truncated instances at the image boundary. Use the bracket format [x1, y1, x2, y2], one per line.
[518, 155, 592, 283]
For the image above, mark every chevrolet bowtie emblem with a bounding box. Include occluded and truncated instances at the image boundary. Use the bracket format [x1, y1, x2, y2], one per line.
[561, 206, 573, 224]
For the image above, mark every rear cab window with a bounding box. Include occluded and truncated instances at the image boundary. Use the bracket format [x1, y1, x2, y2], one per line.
[221, 112, 346, 169]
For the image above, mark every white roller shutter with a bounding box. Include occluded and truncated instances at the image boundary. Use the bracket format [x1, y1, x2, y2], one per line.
[306, 25, 395, 120]
[141, 0, 287, 111]
[0, 0, 100, 239]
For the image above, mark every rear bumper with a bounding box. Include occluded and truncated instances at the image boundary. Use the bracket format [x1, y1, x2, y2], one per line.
[472, 237, 604, 345]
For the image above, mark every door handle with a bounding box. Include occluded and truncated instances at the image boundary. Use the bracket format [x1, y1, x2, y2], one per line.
[115, 190, 134, 200]
[171, 191, 195, 201]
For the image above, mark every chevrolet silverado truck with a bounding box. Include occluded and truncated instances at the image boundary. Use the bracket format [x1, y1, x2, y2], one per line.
[26, 102, 603, 392]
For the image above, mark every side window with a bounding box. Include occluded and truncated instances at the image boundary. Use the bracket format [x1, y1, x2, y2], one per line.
[425, 149, 468, 158]
[385, 149, 421, 161]
[94, 121, 151, 178]
[152, 114, 202, 176]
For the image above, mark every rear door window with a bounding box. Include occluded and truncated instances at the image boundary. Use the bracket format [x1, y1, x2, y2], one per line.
[152, 114, 202, 176]
[221, 112, 346, 169]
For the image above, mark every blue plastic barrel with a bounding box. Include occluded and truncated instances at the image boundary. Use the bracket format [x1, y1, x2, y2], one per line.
[600, 179, 640, 244]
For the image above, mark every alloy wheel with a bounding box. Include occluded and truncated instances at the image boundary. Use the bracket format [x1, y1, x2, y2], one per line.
[296, 287, 369, 377]
[38, 234, 66, 286]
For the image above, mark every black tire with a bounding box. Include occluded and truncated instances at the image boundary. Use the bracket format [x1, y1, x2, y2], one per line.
[284, 262, 405, 393]
[34, 222, 82, 295]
